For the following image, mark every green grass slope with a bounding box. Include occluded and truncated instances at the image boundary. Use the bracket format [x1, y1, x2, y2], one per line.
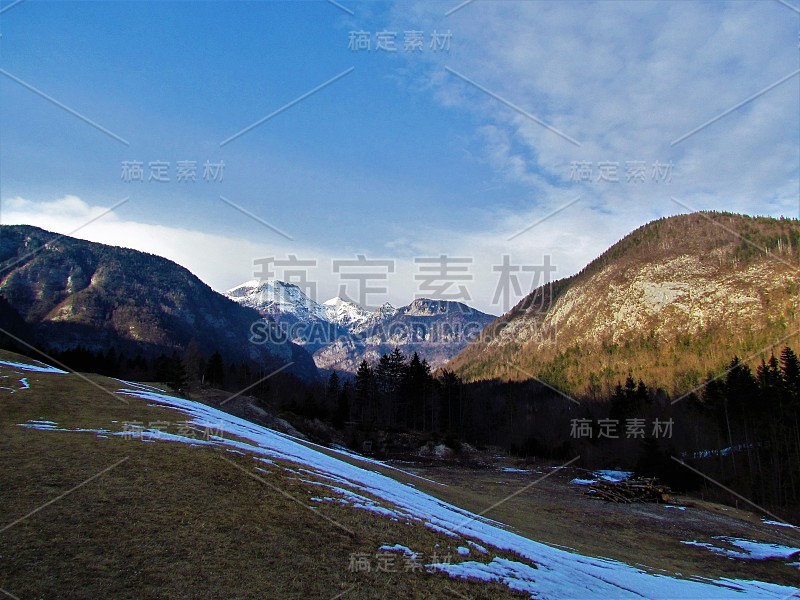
[0, 351, 524, 599]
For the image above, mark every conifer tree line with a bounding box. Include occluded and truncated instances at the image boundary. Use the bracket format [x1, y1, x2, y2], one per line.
[333, 345, 800, 517]
[11, 340, 272, 397]
[7, 330, 799, 516]
[695, 347, 800, 511]
[337, 348, 466, 434]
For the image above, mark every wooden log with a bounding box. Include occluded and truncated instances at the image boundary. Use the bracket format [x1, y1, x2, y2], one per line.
[583, 478, 675, 504]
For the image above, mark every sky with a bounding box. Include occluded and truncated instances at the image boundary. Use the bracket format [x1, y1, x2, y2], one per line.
[0, 0, 798, 313]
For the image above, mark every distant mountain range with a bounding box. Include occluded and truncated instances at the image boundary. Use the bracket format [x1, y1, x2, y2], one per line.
[449, 212, 800, 396]
[225, 279, 496, 373]
[5, 212, 797, 394]
[0, 226, 318, 379]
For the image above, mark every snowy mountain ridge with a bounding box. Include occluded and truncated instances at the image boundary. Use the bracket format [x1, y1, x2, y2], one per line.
[226, 278, 383, 332]
[227, 279, 329, 323]
[225, 279, 496, 372]
[321, 295, 374, 329]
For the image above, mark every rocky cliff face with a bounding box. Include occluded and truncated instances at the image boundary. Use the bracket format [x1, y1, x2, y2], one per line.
[449, 213, 800, 395]
[0, 226, 318, 379]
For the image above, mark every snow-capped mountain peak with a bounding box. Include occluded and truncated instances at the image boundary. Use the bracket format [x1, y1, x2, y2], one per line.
[322, 296, 372, 328]
[371, 301, 398, 320]
[321, 296, 343, 307]
[226, 278, 327, 321]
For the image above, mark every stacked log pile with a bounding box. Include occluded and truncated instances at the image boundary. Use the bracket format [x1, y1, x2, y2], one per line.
[584, 478, 673, 504]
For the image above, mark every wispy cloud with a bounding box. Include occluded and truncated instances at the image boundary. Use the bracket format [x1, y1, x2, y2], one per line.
[2, 195, 609, 314]
[392, 0, 798, 223]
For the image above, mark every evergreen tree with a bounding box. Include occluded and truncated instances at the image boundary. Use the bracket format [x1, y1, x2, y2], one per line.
[779, 346, 800, 501]
[376, 347, 406, 396]
[183, 338, 206, 385]
[405, 352, 433, 430]
[438, 369, 463, 434]
[226, 362, 239, 388]
[780, 346, 800, 400]
[635, 379, 649, 405]
[374, 348, 407, 426]
[354, 360, 374, 424]
[204, 351, 225, 388]
[609, 381, 627, 420]
[756, 355, 782, 421]
[101, 347, 119, 376]
[154, 352, 187, 392]
[723, 356, 757, 475]
[327, 370, 341, 399]
[334, 380, 351, 428]
[725, 356, 757, 416]
[624, 374, 637, 400]
[153, 354, 171, 383]
[168, 351, 188, 391]
[388, 347, 407, 385]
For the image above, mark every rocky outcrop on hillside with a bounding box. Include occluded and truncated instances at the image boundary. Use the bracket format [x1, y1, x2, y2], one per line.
[450, 213, 800, 395]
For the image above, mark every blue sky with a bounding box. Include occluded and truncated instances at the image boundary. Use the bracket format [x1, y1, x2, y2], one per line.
[1, 0, 798, 312]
